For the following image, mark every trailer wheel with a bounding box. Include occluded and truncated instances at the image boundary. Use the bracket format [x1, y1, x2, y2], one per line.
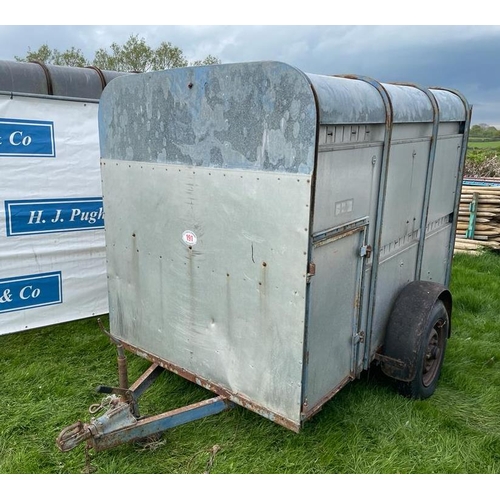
[397, 300, 449, 399]
[380, 281, 452, 400]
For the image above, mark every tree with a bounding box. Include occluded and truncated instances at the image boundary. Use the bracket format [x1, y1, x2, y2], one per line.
[15, 44, 88, 67]
[15, 35, 221, 72]
[53, 47, 89, 67]
[192, 54, 221, 67]
[153, 41, 189, 70]
[93, 35, 154, 72]
[469, 123, 500, 139]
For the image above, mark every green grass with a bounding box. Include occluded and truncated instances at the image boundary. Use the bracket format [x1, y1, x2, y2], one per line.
[468, 141, 500, 150]
[1, 252, 500, 474]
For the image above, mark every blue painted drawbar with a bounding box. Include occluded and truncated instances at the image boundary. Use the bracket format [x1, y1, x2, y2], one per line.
[56, 362, 233, 452]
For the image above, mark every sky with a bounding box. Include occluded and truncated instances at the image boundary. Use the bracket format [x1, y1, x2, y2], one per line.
[1, 6, 499, 126]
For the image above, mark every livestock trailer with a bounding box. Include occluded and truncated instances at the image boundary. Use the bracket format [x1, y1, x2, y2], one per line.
[57, 61, 471, 453]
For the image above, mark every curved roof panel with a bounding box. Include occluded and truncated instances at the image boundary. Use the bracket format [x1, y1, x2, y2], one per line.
[0, 60, 127, 99]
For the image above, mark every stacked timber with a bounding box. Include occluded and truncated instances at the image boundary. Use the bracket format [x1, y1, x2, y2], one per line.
[455, 179, 500, 254]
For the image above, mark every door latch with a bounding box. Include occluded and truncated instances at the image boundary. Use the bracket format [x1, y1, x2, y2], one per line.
[360, 245, 372, 258]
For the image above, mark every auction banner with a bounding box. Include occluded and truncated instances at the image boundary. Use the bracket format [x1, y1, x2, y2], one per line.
[0, 94, 108, 335]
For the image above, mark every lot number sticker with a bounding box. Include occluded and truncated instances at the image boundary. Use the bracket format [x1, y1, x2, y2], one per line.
[182, 230, 197, 246]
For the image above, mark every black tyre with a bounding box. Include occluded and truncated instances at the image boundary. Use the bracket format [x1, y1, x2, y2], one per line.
[397, 300, 449, 399]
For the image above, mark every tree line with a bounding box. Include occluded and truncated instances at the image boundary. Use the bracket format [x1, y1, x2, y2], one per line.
[469, 124, 500, 139]
[15, 34, 221, 73]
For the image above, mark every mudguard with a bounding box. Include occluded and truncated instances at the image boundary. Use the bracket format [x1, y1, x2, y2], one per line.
[380, 281, 452, 382]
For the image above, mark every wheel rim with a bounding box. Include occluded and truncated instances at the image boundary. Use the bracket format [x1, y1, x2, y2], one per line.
[422, 320, 445, 387]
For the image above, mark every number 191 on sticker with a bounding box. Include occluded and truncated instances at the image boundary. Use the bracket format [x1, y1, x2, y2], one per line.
[182, 230, 197, 246]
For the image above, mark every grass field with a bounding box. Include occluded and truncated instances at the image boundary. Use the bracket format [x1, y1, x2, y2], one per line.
[1, 252, 499, 475]
[468, 141, 500, 150]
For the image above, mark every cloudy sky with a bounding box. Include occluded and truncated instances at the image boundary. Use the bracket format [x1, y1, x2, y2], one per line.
[1, 15, 499, 126]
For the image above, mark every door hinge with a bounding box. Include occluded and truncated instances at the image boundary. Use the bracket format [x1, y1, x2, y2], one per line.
[360, 245, 372, 258]
[307, 262, 316, 283]
[353, 331, 365, 345]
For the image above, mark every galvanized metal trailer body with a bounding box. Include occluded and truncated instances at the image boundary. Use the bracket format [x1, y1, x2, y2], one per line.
[57, 61, 470, 452]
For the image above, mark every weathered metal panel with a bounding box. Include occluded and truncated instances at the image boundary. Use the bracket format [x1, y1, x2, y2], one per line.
[317, 123, 385, 145]
[312, 137, 383, 235]
[383, 84, 434, 123]
[390, 123, 434, 141]
[46, 65, 104, 99]
[310, 77, 438, 125]
[99, 62, 317, 174]
[305, 227, 365, 411]
[436, 122, 461, 136]
[367, 128, 432, 351]
[426, 135, 464, 223]
[378, 137, 431, 245]
[366, 89, 468, 357]
[308, 126, 384, 396]
[0, 60, 127, 98]
[370, 243, 419, 350]
[102, 160, 311, 426]
[306, 74, 386, 125]
[0, 60, 48, 94]
[430, 89, 467, 122]
[420, 221, 452, 284]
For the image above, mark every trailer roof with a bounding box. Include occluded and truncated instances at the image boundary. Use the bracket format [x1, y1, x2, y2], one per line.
[98, 61, 470, 174]
[0, 60, 127, 99]
[308, 72, 467, 124]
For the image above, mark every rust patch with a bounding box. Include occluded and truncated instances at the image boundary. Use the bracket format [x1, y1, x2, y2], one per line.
[118, 340, 301, 433]
[301, 374, 353, 421]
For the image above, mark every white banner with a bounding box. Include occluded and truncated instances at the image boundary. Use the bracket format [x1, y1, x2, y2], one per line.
[0, 94, 108, 334]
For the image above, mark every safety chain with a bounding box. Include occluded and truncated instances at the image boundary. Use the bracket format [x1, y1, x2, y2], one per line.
[82, 442, 96, 474]
[89, 394, 120, 415]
